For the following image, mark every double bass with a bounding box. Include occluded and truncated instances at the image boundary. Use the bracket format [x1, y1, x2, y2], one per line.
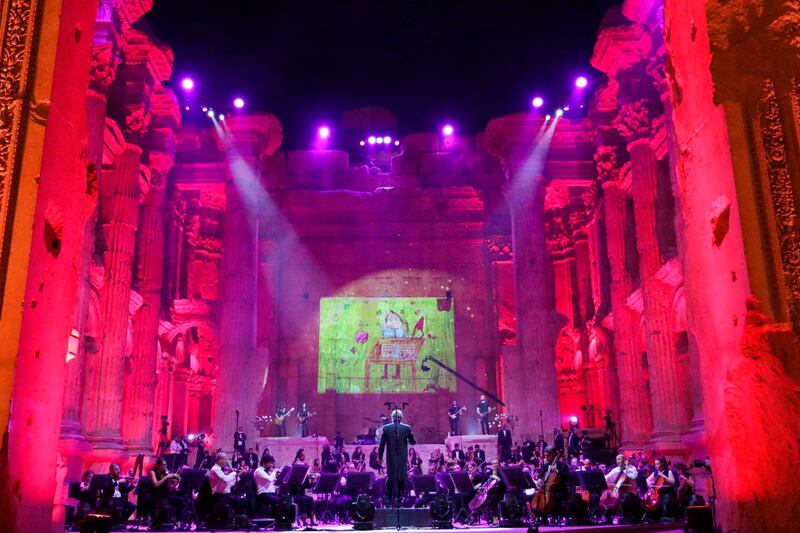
[530, 453, 562, 514]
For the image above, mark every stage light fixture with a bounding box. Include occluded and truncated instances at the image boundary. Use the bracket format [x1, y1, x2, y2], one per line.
[207, 109, 215, 118]
[219, 114, 225, 121]
[360, 140, 366, 146]
[545, 114, 552, 121]
[184, 106, 190, 111]
[383, 136, 391, 144]
[202, 106, 208, 113]
[233, 97, 245, 109]
[532, 96, 544, 108]
[367, 136, 377, 145]
[394, 140, 400, 146]
[180, 77, 194, 91]
[188, 433, 196, 441]
[576, 76, 589, 88]
[563, 105, 570, 111]
[319, 126, 331, 139]
[350, 494, 375, 530]
[376, 137, 384, 144]
[442, 124, 454, 136]
[555, 108, 564, 118]
[429, 493, 453, 529]
[569, 415, 579, 427]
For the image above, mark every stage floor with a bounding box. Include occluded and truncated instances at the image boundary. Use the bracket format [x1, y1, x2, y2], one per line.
[182, 523, 684, 533]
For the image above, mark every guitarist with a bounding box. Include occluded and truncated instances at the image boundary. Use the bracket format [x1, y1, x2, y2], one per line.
[297, 403, 313, 437]
[275, 402, 292, 437]
[448, 400, 465, 435]
[476, 395, 493, 435]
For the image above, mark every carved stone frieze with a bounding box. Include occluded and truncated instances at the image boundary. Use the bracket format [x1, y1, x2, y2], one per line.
[89, 41, 119, 94]
[594, 145, 622, 183]
[612, 99, 654, 143]
[759, 78, 800, 333]
[0, 0, 41, 308]
[486, 236, 513, 261]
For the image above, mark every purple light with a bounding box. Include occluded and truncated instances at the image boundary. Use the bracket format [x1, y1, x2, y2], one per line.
[555, 108, 564, 118]
[233, 97, 245, 109]
[180, 77, 194, 91]
[394, 140, 400, 146]
[569, 415, 579, 425]
[575, 76, 589, 89]
[383, 136, 391, 144]
[376, 137, 384, 144]
[359, 140, 366, 146]
[318, 126, 331, 139]
[442, 124, 454, 136]
[367, 136, 376, 145]
[532, 96, 544, 109]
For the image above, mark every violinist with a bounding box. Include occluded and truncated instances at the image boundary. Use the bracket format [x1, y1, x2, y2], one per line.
[254, 456, 279, 516]
[529, 446, 569, 525]
[149, 458, 184, 528]
[645, 457, 676, 520]
[98, 463, 136, 525]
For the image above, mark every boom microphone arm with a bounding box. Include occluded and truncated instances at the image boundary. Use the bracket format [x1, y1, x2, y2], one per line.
[421, 355, 505, 406]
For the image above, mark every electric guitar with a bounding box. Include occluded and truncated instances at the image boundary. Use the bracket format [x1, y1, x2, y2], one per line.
[449, 406, 467, 420]
[297, 411, 316, 423]
[273, 407, 295, 425]
[477, 406, 496, 419]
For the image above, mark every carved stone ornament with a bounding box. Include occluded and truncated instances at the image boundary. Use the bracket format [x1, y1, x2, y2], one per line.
[487, 237, 513, 261]
[594, 145, 622, 183]
[612, 99, 654, 143]
[0, 0, 41, 309]
[759, 78, 800, 333]
[89, 41, 119, 93]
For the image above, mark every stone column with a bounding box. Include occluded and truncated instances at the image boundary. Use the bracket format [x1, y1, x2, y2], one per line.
[616, 97, 688, 448]
[80, 139, 142, 453]
[122, 89, 179, 453]
[507, 192, 562, 435]
[214, 175, 258, 448]
[601, 177, 653, 447]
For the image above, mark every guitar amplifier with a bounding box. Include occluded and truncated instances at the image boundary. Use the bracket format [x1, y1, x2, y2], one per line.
[374, 507, 431, 528]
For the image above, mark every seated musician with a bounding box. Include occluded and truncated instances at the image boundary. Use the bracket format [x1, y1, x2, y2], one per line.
[481, 459, 506, 525]
[352, 446, 366, 471]
[646, 457, 677, 520]
[97, 463, 136, 525]
[369, 446, 383, 474]
[73, 470, 94, 525]
[254, 456, 279, 516]
[602, 454, 638, 522]
[409, 448, 423, 475]
[290, 449, 317, 526]
[529, 446, 569, 525]
[208, 452, 238, 526]
[331, 462, 359, 521]
[149, 458, 184, 527]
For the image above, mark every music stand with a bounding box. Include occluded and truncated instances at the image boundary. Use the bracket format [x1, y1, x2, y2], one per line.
[346, 472, 374, 495]
[313, 473, 340, 495]
[500, 467, 533, 491]
[449, 472, 473, 494]
[276, 466, 292, 486]
[411, 474, 438, 495]
[178, 468, 207, 497]
[88, 474, 110, 500]
[437, 472, 456, 495]
[286, 464, 309, 487]
[67, 482, 82, 500]
[576, 470, 608, 521]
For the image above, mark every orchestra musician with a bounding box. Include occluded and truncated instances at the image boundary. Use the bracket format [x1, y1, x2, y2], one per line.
[352, 445, 366, 471]
[601, 454, 638, 521]
[149, 458, 184, 528]
[290, 449, 317, 526]
[254, 455, 279, 516]
[476, 395, 492, 435]
[244, 447, 259, 469]
[408, 447, 423, 475]
[473, 444, 486, 466]
[448, 400, 465, 435]
[451, 442, 466, 466]
[98, 463, 136, 525]
[645, 457, 676, 520]
[529, 446, 569, 525]
[208, 452, 238, 525]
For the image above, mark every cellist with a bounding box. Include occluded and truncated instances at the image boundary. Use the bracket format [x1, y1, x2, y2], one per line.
[601, 454, 638, 522]
[529, 446, 569, 525]
[645, 457, 676, 519]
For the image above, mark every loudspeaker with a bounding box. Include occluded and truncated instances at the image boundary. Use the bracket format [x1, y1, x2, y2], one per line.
[374, 507, 431, 528]
[686, 505, 714, 533]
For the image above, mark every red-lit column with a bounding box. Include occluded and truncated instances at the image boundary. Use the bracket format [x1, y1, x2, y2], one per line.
[616, 99, 688, 450]
[80, 140, 142, 453]
[507, 191, 562, 436]
[601, 176, 653, 447]
[213, 173, 258, 448]
[123, 89, 179, 453]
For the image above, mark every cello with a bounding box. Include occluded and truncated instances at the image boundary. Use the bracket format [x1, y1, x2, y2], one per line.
[468, 471, 499, 512]
[530, 453, 562, 515]
[645, 466, 667, 511]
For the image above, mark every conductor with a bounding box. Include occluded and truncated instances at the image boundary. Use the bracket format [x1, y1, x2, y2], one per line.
[378, 409, 416, 507]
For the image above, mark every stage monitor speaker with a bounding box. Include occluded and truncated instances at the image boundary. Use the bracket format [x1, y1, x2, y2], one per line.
[374, 507, 431, 528]
[686, 505, 714, 533]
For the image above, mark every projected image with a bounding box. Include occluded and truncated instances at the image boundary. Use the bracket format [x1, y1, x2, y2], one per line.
[318, 297, 456, 393]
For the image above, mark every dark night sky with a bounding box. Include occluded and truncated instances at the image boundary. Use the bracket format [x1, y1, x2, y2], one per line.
[145, 1, 619, 148]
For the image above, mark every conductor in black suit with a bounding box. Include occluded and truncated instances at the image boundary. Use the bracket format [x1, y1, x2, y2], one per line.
[378, 409, 416, 507]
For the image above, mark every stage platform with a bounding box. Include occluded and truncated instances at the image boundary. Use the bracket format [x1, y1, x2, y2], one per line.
[181, 523, 684, 533]
[254, 436, 499, 469]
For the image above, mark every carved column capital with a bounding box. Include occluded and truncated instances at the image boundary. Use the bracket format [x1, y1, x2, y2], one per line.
[613, 98, 656, 144]
[89, 41, 120, 94]
[594, 144, 623, 183]
[486, 236, 513, 262]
